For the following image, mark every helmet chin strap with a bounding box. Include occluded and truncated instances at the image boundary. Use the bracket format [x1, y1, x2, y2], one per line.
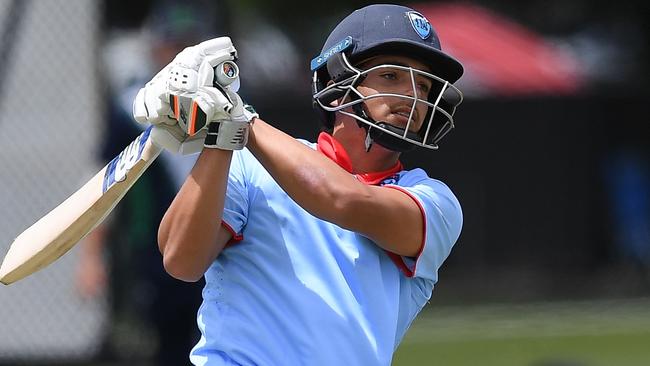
[351, 104, 418, 153]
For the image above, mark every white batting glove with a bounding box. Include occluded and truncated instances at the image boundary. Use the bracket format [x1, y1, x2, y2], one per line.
[151, 85, 246, 155]
[203, 91, 258, 150]
[166, 38, 240, 134]
[132, 37, 241, 154]
[132, 66, 176, 126]
[156, 89, 257, 154]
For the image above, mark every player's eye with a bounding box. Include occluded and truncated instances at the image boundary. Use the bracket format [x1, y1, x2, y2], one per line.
[417, 81, 431, 94]
[380, 71, 397, 80]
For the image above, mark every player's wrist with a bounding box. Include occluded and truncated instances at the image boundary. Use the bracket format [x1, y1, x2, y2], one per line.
[245, 116, 262, 149]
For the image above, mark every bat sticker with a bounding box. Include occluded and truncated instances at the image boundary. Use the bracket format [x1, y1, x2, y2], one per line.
[102, 126, 152, 193]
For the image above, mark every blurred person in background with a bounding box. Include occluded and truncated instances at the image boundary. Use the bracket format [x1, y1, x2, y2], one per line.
[76, 1, 224, 364]
[603, 147, 650, 283]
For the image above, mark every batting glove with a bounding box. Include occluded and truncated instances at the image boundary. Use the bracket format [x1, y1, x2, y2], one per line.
[203, 91, 258, 150]
[132, 37, 242, 154]
[132, 66, 176, 126]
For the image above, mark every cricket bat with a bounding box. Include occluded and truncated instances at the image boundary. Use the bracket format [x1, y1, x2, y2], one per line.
[0, 126, 162, 285]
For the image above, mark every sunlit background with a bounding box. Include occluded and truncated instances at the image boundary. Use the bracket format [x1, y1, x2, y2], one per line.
[0, 0, 649, 365]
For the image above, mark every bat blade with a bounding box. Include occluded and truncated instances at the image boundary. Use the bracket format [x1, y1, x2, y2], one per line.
[0, 126, 162, 285]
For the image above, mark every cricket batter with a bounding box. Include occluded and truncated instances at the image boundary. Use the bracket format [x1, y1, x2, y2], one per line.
[133, 4, 464, 365]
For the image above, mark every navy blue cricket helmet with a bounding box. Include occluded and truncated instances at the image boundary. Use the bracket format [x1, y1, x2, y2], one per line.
[311, 4, 464, 152]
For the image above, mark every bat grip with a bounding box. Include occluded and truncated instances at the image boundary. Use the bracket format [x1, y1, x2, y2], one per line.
[213, 60, 239, 88]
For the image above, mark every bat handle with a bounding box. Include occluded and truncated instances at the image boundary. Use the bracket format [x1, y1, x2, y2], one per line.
[213, 60, 239, 88]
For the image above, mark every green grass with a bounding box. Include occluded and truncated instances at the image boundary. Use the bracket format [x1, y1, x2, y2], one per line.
[393, 298, 650, 366]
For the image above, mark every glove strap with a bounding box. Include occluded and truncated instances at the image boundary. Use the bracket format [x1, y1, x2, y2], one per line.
[204, 120, 250, 150]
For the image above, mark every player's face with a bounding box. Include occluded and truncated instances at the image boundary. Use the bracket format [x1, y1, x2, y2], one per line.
[356, 55, 433, 132]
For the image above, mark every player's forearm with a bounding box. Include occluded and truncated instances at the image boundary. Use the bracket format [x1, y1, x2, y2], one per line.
[158, 148, 232, 282]
[247, 119, 369, 227]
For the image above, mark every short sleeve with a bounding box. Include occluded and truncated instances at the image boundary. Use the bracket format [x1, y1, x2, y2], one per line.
[221, 149, 252, 239]
[385, 175, 462, 282]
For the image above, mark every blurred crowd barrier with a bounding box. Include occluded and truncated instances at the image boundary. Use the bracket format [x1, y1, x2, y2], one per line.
[0, 0, 105, 362]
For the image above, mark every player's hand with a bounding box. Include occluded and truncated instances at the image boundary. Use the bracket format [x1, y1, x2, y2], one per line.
[150, 92, 256, 154]
[133, 37, 238, 126]
[157, 37, 257, 151]
[203, 90, 258, 150]
[132, 37, 241, 154]
[132, 65, 176, 126]
[166, 38, 240, 134]
[153, 63, 249, 153]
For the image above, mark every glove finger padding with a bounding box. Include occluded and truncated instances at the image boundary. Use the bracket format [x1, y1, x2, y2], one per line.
[160, 85, 239, 150]
[168, 86, 235, 137]
[168, 66, 199, 94]
[173, 37, 237, 71]
[168, 94, 203, 136]
[133, 67, 176, 125]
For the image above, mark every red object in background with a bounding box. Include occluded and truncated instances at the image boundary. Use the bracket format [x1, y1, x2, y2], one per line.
[413, 3, 584, 96]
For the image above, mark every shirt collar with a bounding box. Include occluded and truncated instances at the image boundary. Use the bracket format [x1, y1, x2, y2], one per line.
[316, 132, 403, 185]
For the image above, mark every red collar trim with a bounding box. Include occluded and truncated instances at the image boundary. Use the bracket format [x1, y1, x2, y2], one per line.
[316, 132, 403, 185]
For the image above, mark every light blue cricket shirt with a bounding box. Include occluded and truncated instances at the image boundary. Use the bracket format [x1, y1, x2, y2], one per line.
[190, 140, 462, 366]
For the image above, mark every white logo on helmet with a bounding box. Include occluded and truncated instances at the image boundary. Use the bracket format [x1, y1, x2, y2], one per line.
[406, 11, 431, 40]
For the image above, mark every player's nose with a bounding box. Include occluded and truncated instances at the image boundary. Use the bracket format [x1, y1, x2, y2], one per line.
[399, 80, 427, 101]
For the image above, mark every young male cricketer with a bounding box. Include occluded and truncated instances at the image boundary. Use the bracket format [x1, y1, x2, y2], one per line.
[132, 4, 464, 365]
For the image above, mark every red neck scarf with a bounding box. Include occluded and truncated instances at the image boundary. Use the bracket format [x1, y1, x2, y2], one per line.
[316, 132, 403, 185]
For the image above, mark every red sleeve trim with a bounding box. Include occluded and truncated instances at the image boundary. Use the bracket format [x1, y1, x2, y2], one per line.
[382, 185, 427, 278]
[221, 220, 244, 248]
[384, 251, 414, 277]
